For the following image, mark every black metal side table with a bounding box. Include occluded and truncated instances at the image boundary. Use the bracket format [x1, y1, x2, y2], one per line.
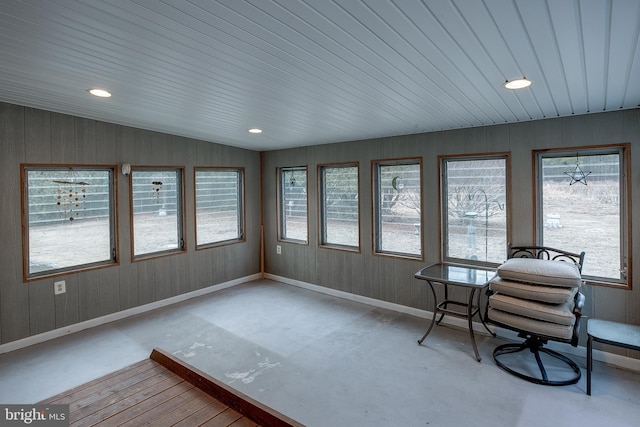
[415, 263, 496, 361]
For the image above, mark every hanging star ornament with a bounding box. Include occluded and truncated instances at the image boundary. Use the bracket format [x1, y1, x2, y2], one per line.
[564, 163, 591, 185]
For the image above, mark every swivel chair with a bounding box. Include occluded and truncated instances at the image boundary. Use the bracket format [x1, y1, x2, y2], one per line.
[486, 245, 585, 386]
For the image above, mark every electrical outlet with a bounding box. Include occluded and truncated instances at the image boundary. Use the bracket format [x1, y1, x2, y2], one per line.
[54, 280, 66, 295]
[276, 244, 282, 255]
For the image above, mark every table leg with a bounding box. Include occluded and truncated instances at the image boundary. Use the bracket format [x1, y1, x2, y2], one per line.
[436, 283, 447, 325]
[587, 335, 593, 395]
[476, 286, 496, 337]
[418, 281, 438, 345]
[468, 288, 481, 362]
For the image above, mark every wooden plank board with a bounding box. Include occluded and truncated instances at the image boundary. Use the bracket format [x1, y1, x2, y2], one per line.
[39, 350, 304, 427]
[139, 389, 219, 426]
[70, 370, 179, 422]
[90, 381, 194, 426]
[117, 386, 209, 427]
[43, 359, 158, 404]
[150, 348, 304, 427]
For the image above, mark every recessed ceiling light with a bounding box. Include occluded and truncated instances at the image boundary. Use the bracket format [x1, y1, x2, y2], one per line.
[88, 88, 112, 97]
[503, 78, 532, 90]
[248, 128, 263, 134]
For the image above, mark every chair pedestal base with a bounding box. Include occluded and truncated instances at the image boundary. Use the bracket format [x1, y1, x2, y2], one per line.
[493, 337, 581, 386]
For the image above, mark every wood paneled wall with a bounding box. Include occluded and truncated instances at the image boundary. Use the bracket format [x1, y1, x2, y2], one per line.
[0, 102, 261, 345]
[2, 100, 639, 359]
[262, 109, 640, 355]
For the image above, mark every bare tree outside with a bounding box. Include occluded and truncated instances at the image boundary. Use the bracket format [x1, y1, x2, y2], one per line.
[443, 158, 507, 264]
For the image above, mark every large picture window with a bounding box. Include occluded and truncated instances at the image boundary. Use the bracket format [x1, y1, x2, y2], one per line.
[195, 167, 244, 248]
[278, 166, 308, 243]
[319, 163, 359, 250]
[131, 168, 185, 259]
[372, 158, 422, 259]
[441, 155, 508, 265]
[535, 145, 630, 287]
[22, 165, 116, 280]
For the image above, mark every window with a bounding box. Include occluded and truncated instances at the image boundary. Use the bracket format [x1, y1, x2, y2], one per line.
[373, 158, 422, 258]
[536, 145, 630, 287]
[195, 167, 244, 247]
[22, 165, 116, 280]
[319, 163, 359, 249]
[131, 168, 185, 259]
[441, 155, 509, 265]
[278, 166, 308, 243]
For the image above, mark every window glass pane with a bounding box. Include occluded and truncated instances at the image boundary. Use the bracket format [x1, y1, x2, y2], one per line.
[195, 168, 243, 246]
[539, 151, 624, 281]
[25, 167, 115, 278]
[279, 167, 307, 242]
[374, 160, 421, 257]
[443, 157, 507, 264]
[320, 164, 359, 248]
[132, 169, 183, 257]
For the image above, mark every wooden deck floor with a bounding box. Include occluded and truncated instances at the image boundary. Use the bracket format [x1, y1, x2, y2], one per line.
[40, 349, 303, 427]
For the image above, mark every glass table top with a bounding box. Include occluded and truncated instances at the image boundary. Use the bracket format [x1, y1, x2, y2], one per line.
[415, 263, 496, 287]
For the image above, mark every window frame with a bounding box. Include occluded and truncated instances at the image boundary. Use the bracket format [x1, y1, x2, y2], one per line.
[318, 162, 360, 252]
[130, 166, 186, 261]
[372, 157, 423, 260]
[277, 166, 309, 244]
[439, 153, 511, 268]
[194, 166, 246, 249]
[534, 144, 631, 289]
[21, 164, 118, 281]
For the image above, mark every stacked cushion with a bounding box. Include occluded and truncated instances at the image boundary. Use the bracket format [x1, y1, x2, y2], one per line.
[489, 278, 578, 304]
[496, 258, 582, 288]
[488, 257, 583, 340]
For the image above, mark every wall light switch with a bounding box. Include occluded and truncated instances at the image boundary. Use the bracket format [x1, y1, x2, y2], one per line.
[54, 280, 66, 295]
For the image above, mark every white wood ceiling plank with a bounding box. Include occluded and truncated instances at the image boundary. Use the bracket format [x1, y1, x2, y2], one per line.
[13, 0, 376, 138]
[396, 0, 512, 124]
[579, 0, 609, 113]
[343, 0, 494, 124]
[516, 0, 575, 117]
[197, 0, 425, 121]
[0, 0, 637, 149]
[447, 0, 529, 122]
[546, 0, 589, 114]
[128, 0, 388, 119]
[287, 0, 478, 129]
[144, 0, 418, 127]
[482, 0, 548, 121]
[605, 0, 640, 110]
[240, 0, 462, 125]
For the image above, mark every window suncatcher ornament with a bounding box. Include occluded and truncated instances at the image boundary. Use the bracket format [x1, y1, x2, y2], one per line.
[564, 153, 592, 186]
[151, 181, 163, 202]
[53, 168, 89, 221]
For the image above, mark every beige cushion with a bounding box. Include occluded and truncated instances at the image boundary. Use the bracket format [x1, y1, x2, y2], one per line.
[490, 277, 578, 304]
[487, 307, 574, 340]
[497, 258, 582, 288]
[489, 294, 576, 326]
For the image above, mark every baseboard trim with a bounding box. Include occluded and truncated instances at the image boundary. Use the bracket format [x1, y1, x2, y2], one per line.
[266, 273, 640, 373]
[0, 273, 260, 355]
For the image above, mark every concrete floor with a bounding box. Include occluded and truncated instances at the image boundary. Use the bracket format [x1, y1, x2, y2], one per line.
[1, 279, 639, 426]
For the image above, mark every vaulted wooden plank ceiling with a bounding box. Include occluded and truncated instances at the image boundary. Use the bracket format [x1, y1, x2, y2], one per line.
[0, 0, 638, 151]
